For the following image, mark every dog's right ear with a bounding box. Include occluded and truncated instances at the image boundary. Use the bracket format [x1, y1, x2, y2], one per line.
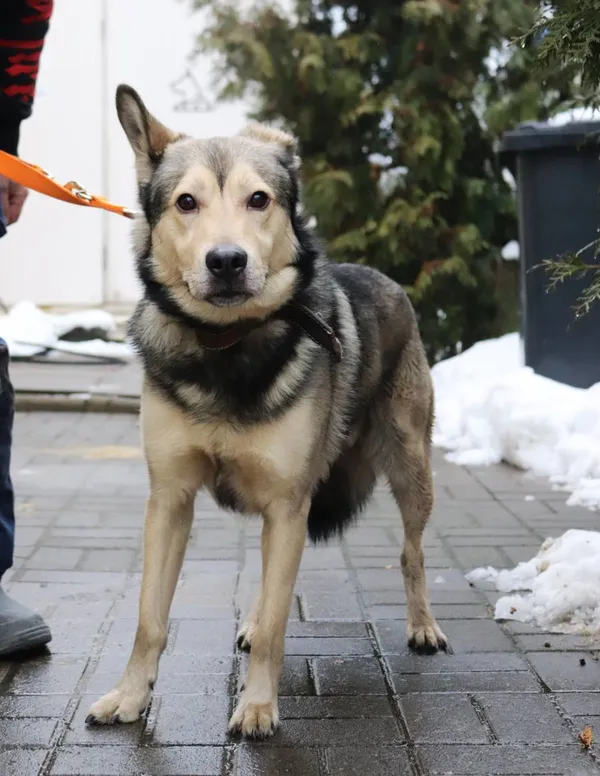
[116, 85, 180, 181]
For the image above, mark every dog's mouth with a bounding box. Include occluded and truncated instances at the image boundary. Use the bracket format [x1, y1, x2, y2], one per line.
[206, 290, 252, 308]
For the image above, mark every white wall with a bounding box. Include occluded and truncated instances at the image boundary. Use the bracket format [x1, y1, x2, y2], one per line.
[0, 0, 250, 307]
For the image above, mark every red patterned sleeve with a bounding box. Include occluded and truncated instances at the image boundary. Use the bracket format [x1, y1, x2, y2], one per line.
[0, 0, 54, 155]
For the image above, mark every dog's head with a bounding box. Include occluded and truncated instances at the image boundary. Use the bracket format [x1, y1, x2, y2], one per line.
[116, 85, 315, 325]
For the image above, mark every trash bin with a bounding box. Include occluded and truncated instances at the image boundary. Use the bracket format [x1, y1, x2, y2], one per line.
[499, 120, 600, 389]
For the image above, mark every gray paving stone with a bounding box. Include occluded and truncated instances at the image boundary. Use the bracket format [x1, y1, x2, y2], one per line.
[285, 638, 372, 656]
[301, 591, 363, 620]
[393, 670, 541, 694]
[0, 750, 46, 776]
[6, 656, 88, 695]
[152, 695, 230, 745]
[50, 745, 223, 775]
[249, 657, 314, 697]
[265, 717, 404, 746]
[528, 652, 600, 691]
[170, 621, 236, 655]
[417, 744, 597, 774]
[515, 633, 595, 652]
[313, 657, 387, 696]
[386, 651, 530, 674]
[234, 747, 319, 776]
[555, 692, 600, 716]
[324, 747, 412, 776]
[0, 718, 57, 745]
[28, 547, 83, 570]
[279, 696, 393, 719]
[401, 694, 488, 742]
[475, 693, 573, 743]
[0, 694, 70, 718]
[285, 621, 368, 638]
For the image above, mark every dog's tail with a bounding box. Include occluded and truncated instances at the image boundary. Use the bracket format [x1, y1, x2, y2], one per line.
[307, 447, 376, 543]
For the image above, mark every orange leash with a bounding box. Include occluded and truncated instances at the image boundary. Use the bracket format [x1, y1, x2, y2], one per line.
[0, 150, 136, 219]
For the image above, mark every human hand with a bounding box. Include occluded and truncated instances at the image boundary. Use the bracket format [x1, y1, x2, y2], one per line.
[0, 174, 28, 225]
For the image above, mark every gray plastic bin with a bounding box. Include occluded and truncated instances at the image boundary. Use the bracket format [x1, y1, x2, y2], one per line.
[499, 120, 600, 389]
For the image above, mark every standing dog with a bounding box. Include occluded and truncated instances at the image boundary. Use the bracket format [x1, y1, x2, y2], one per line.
[86, 85, 447, 738]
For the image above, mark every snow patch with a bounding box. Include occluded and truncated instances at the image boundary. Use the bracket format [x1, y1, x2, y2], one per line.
[501, 240, 519, 261]
[432, 332, 600, 509]
[468, 530, 600, 634]
[0, 301, 134, 360]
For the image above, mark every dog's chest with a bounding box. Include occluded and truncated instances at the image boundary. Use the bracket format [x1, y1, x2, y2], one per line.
[189, 394, 318, 512]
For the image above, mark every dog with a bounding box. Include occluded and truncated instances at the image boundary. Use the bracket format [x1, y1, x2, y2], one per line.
[86, 85, 447, 738]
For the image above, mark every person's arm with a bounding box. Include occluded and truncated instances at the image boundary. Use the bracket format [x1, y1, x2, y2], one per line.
[0, 0, 54, 226]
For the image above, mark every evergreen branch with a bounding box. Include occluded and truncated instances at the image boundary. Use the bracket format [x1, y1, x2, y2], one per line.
[535, 236, 600, 316]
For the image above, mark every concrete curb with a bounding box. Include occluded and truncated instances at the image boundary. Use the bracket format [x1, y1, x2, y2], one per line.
[15, 392, 140, 414]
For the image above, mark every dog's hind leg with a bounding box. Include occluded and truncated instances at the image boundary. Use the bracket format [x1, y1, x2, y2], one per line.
[387, 439, 447, 653]
[386, 356, 447, 654]
[229, 495, 309, 738]
[87, 393, 206, 725]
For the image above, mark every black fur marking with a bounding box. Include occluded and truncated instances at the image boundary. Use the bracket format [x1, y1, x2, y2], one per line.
[212, 464, 246, 513]
[307, 446, 377, 543]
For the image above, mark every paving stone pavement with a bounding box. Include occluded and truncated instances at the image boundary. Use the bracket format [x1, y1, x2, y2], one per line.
[1, 411, 599, 775]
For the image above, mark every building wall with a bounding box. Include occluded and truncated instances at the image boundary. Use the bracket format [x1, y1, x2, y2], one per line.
[0, 0, 249, 307]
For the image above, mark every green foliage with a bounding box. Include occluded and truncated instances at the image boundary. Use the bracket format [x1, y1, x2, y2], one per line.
[528, 0, 600, 313]
[191, 0, 575, 361]
[538, 241, 600, 317]
[531, 1, 600, 94]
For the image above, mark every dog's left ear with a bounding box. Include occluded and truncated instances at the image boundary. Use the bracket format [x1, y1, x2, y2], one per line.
[116, 84, 180, 181]
[241, 124, 301, 170]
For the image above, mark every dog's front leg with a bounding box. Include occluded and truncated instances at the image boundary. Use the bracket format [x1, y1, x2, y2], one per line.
[87, 443, 205, 725]
[229, 495, 309, 739]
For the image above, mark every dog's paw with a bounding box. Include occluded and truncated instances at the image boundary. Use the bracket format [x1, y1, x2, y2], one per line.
[407, 620, 448, 655]
[236, 620, 258, 652]
[228, 696, 279, 739]
[85, 686, 150, 726]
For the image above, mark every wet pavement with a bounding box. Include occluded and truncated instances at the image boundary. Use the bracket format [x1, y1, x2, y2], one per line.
[1, 410, 599, 775]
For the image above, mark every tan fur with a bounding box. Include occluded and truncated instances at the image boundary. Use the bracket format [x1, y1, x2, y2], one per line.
[241, 123, 297, 152]
[150, 160, 299, 326]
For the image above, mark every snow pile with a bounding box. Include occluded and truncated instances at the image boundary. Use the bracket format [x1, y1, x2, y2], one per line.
[467, 530, 600, 635]
[548, 106, 600, 126]
[432, 332, 600, 509]
[0, 301, 133, 360]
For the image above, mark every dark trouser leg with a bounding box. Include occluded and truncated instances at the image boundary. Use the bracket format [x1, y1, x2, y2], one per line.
[0, 338, 14, 581]
[0, 338, 51, 654]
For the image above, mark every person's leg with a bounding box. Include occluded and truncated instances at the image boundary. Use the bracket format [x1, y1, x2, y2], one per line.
[0, 323, 51, 654]
[0, 338, 15, 577]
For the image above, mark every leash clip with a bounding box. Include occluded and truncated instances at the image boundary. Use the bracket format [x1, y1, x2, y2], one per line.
[65, 181, 93, 202]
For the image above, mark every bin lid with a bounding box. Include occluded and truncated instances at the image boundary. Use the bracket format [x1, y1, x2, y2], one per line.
[499, 120, 600, 155]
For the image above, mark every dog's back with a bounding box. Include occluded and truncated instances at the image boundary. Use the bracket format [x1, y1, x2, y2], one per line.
[306, 262, 433, 541]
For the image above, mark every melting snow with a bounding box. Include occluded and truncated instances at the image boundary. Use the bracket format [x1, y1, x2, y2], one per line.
[432, 332, 600, 510]
[467, 530, 600, 635]
[0, 301, 133, 360]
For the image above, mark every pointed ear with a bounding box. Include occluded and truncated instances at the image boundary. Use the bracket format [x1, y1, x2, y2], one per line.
[240, 123, 300, 169]
[116, 85, 180, 181]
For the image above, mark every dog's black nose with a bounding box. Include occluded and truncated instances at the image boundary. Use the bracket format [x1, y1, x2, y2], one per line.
[205, 245, 248, 280]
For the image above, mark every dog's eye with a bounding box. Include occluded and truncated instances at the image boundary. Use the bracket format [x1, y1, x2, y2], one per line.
[176, 193, 197, 213]
[248, 191, 269, 211]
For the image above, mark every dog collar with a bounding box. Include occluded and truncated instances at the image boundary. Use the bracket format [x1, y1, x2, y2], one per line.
[193, 302, 343, 362]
